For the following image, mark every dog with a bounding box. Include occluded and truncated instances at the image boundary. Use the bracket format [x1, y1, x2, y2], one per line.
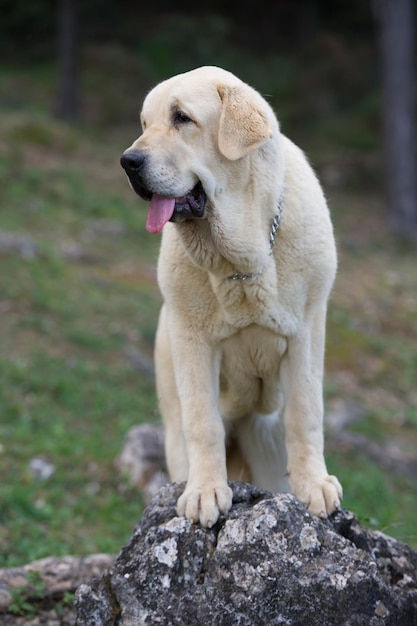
[120, 66, 342, 528]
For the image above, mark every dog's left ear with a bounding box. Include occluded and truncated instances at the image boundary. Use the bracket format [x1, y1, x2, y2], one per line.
[217, 84, 272, 161]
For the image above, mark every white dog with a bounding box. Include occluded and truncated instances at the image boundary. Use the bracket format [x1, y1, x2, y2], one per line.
[121, 66, 342, 528]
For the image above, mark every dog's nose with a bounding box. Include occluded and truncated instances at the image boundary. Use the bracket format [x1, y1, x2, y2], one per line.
[120, 149, 146, 174]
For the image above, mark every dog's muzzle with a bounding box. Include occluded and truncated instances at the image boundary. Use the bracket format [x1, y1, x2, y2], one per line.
[120, 149, 207, 231]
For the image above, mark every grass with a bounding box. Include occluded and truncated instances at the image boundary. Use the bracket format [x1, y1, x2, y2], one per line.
[323, 193, 417, 544]
[0, 54, 416, 567]
[0, 111, 163, 566]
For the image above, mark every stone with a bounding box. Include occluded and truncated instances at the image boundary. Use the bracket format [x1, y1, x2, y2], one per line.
[0, 232, 37, 259]
[75, 482, 417, 626]
[28, 456, 56, 481]
[0, 554, 114, 625]
[115, 424, 169, 505]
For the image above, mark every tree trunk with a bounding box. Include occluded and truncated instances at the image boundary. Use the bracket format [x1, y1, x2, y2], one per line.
[376, 0, 417, 242]
[56, 0, 79, 121]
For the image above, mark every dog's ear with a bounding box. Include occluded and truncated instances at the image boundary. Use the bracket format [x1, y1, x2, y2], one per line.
[217, 84, 272, 161]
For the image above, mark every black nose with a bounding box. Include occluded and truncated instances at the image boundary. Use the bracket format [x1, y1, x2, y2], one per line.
[120, 149, 146, 174]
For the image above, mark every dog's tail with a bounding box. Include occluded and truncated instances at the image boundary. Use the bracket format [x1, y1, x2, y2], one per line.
[234, 411, 290, 494]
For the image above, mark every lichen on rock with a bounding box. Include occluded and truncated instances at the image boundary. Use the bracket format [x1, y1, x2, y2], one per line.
[74, 482, 417, 626]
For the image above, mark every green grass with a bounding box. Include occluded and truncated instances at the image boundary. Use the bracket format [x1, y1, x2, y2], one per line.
[327, 451, 416, 545]
[0, 56, 416, 566]
[0, 111, 163, 566]
[324, 193, 417, 547]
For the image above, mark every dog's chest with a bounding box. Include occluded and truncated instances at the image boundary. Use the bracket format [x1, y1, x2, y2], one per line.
[219, 324, 287, 417]
[213, 277, 294, 336]
[222, 324, 286, 374]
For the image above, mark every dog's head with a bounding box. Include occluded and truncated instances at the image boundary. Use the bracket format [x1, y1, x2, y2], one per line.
[120, 66, 279, 234]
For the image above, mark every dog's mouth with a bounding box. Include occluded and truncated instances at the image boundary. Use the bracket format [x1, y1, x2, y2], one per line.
[131, 179, 207, 234]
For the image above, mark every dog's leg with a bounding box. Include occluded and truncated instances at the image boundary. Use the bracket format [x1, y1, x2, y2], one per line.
[155, 305, 189, 480]
[161, 315, 233, 528]
[280, 304, 342, 517]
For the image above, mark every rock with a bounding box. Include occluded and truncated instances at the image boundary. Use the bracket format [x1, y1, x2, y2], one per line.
[28, 456, 56, 481]
[115, 424, 169, 505]
[75, 482, 417, 626]
[0, 232, 37, 259]
[0, 554, 114, 625]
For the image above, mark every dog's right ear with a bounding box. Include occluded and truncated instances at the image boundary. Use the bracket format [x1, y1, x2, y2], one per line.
[217, 84, 272, 161]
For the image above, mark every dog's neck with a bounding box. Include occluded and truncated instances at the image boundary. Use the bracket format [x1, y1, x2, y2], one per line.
[227, 197, 283, 281]
[174, 195, 283, 280]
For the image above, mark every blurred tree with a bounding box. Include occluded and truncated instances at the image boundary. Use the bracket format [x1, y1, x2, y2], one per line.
[375, 0, 417, 243]
[56, 0, 79, 121]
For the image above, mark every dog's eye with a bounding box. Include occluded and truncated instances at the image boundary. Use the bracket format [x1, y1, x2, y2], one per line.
[173, 110, 193, 127]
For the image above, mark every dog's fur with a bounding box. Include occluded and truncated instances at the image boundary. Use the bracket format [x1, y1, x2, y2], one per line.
[121, 66, 342, 527]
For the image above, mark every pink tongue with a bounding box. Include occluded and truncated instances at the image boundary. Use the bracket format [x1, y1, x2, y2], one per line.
[146, 194, 176, 234]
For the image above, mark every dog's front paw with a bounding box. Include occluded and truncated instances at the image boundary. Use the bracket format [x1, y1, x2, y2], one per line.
[292, 473, 343, 518]
[176, 481, 233, 528]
